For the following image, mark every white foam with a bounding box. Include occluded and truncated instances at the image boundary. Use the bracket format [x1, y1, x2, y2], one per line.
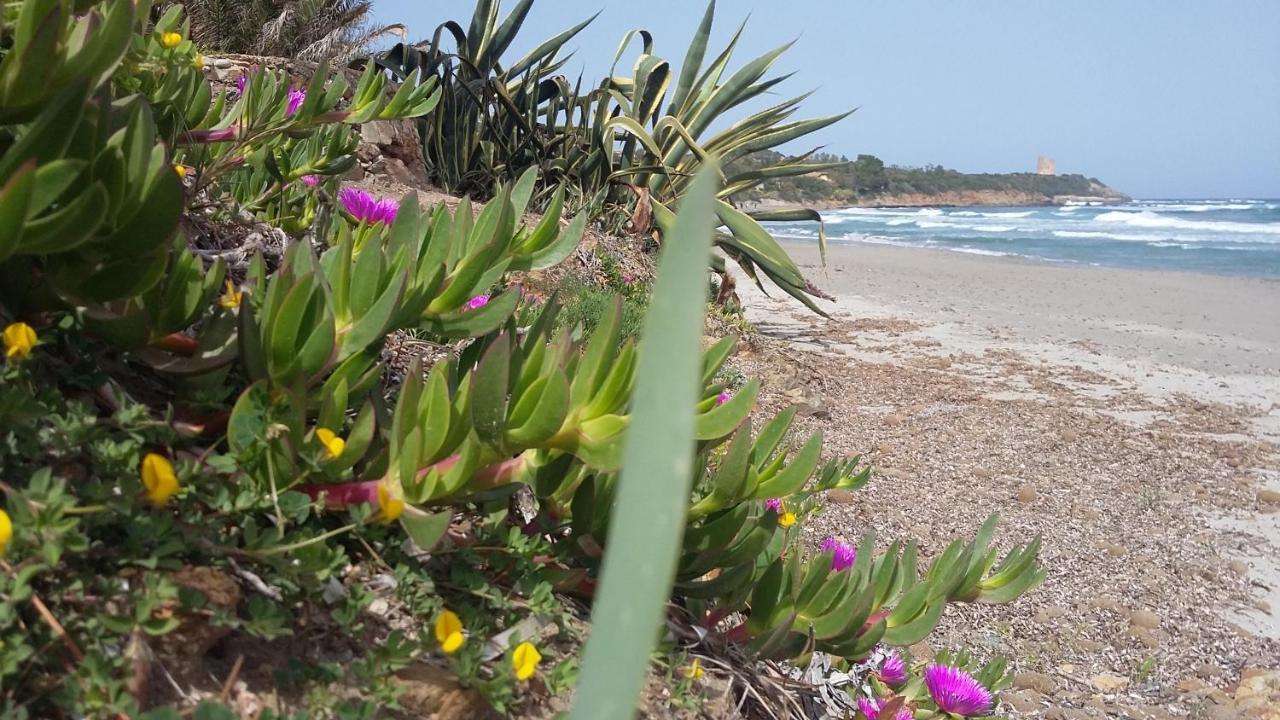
[974, 224, 1017, 233]
[950, 247, 1012, 257]
[1095, 210, 1280, 237]
[1053, 230, 1162, 242]
[979, 210, 1035, 218]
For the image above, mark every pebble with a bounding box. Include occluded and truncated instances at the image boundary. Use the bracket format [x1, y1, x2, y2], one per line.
[1003, 689, 1043, 712]
[1105, 542, 1127, 557]
[1257, 489, 1280, 505]
[1017, 484, 1039, 503]
[1090, 673, 1130, 693]
[1013, 671, 1058, 695]
[1129, 610, 1161, 629]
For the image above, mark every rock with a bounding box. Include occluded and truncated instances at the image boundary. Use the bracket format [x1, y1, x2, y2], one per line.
[1090, 673, 1130, 693]
[381, 157, 422, 188]
[1177, 677, 1210, 693]
[1017, 485, 1038, 503]
[1105, 543, 1127, 557]
[395, 663, 499, 719]
[359, 119, 427, 176]
[907, 642, 933, 661]
[973, 467, 994, 479]
[1129, 610, 1161, 629]
[1195, 663, 1224, 679]
[213, 57, 234, 69]
[1258, 489, 1280, 505]
[884, 413, 906, 427]
[341, 163, 365, 182]
[1217, 669, 1280, 719]
[1013, 671, 1058, 695]
[1003, 689, 1043, 712]
[1128, 626, 1159, 648]
[825, 489, 857, 504]
[1229, 559, 1249, 575]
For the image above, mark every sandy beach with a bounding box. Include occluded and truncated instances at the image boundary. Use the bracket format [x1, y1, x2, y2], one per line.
[726, 241, 1280, 717]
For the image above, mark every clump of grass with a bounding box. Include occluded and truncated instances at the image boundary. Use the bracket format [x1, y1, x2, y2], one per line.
[555, 276, 650, 344]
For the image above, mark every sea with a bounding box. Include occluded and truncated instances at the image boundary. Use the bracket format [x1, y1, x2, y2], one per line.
[762, 199, 1280, 278]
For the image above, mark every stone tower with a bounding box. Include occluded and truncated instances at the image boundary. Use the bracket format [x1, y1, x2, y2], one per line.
[1036, 156, 1056, 175]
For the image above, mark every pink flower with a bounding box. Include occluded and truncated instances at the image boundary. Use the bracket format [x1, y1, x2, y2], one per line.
[301, 175, 320, 188]
[338, 187, 397, 225]
[923, 664, 993, 717]
[820, 537, 857, 572]
[622, 274, 635, 284]
[876, 650, 908, 686]
[235, 74, 247, 95]
[715, 392, 732, 406]
[466, 295, 490, 311]
[857, 697, 912, 720]
[764, 498, 783, 513]
[286, 88, 306, 115]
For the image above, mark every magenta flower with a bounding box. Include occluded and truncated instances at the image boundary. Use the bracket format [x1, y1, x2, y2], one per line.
[301, 175, 320, 188]
[466, 295, 490, 311]
[622, 274, 635, 284]
[923, 664, 993, 717]
[764, 498, 783, 512]
[716, 392, 732, 406]
[286, 88, 306, 115]
[235, 74, 247, 95]
[877, 650, 908, 686]
[857, 697, 911, 720]
[820, 537, 857, 572]
[338, 187, 397, 225]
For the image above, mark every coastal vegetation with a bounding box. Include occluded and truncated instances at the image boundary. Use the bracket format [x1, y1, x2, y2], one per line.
[0, 0, 1044, 718]
[732, 151, 1126, 207]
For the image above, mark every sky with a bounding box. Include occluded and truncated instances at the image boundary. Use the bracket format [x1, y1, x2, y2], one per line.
[371, 1, 1280, 199]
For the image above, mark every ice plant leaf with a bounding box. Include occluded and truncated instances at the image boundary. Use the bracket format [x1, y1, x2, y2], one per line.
[570, 163, 720, 720]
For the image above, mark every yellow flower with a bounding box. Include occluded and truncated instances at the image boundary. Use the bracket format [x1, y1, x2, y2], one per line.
[3, 322, 36, 362]
[0, 509, 12, 557]
[141, 453, 179, 507]
[160, 32, 182, 48]
[315, 428, 345, 460]
[376, 482, 404, 523]
[218, 280, 242, 309]
[173, 164, 187, 179]
[683, 657, 705, 680]
[512, 641, 541, 681]
[193, 53, 205, 70]
[434, 610, 464, 654]
[779, 511, 797, 528]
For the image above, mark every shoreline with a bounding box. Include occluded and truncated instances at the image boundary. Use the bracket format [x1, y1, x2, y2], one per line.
[724, 239, 1280, 713]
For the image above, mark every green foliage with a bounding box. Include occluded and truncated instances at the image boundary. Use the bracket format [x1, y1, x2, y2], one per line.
[369, 0, 848, 313]
[0, 0, 1046, 716]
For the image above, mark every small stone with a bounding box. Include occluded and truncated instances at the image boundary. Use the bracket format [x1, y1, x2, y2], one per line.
[973, 467, 994, 479]
[1258, 489, 1280, 505]
[907, 642, 933, 661]
[1128, 626, 1159, 648]
[1017, 485, 1038, 503]
[1129, 610, 1161, 629]
[1229, 559, 1249, 575]
[1013, 671, 1058, 695]
[1195, 662, 1223, 679]
[1003, 689, 1043, 712]
[884, 413, 906, 427]
[825, 489, 856, 504]
[1177, 677, 1209, 693]
[1105, 543, 1127, 557]
[1090, 673, 1130, 693]
[214, 58, 233, 69]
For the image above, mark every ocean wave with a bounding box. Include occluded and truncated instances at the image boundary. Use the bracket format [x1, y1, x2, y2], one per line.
[973, 224, 1017, 232]
[1140, 203, 1257, 212]
[950, 247, 1012, 257]
[1095, 210, 1280, 236]
[979, 210, 1035, 218]
[1052, 230, 1159, 242]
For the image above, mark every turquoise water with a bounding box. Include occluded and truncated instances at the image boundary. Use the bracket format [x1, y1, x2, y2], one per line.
[762, 199, 1280, 277]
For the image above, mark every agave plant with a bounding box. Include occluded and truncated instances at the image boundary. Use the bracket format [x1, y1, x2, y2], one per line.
[369, 0, 849, 313]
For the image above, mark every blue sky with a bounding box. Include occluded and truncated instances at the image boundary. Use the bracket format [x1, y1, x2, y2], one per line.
[371, 1, 1280, 199]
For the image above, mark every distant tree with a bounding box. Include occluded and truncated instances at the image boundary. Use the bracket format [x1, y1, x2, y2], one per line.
[851, 154, 888, 195]
[182, 0, 404, 62]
